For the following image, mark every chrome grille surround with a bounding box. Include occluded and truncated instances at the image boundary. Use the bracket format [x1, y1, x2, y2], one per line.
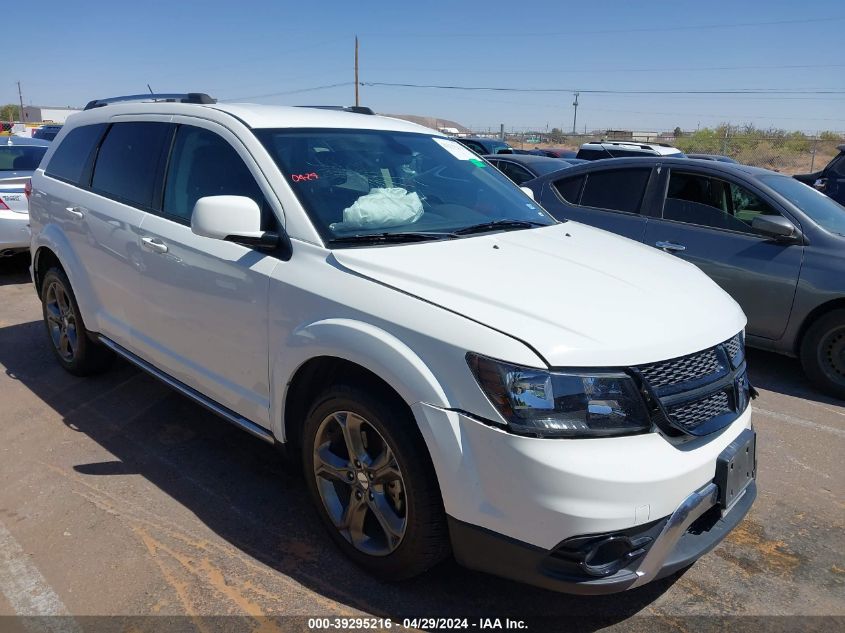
[634, 333, 750, 436]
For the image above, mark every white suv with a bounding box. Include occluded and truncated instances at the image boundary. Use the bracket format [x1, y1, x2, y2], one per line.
[577, 139, 685, 161]
[28, 93, 756, 593]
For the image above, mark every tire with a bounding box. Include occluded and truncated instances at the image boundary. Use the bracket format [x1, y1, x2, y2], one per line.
[302, 382, 449, 580]
[800, 309, 845, 399]
[40, 267, 113, 376]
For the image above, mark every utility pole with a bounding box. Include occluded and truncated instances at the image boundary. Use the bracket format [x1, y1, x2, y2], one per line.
[17, 81, 25, 123]
[571, 92, 579, 135]
[354, 36, 360, 107]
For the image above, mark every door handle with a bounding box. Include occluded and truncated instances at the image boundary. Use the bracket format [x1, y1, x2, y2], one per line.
[655, 241, 686, 253]
[65, 206, 84, 219]
[141, 237, 168, 254]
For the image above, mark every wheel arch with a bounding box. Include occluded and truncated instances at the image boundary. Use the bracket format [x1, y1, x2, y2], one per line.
[273, 318, 452, 447]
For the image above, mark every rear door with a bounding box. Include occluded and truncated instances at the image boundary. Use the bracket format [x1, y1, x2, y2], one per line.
[643, 167, 803, 340]
[539, 166, 655, 242]
[133, 121, 280, 427]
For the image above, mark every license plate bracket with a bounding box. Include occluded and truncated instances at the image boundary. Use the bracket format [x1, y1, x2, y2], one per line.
[715, 428, 756, 512]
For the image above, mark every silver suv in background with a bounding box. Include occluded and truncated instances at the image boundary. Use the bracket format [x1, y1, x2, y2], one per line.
[576, 140, 685, 160]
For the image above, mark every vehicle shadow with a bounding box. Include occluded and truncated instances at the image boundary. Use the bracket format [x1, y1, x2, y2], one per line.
[0, 319, 680, 630]
[746, 348, 843, 406]
[0, 252, 31, 286]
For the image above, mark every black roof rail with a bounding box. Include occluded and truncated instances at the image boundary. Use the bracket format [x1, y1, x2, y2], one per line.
[84, 93, 216, 111]
[296, 105, 375, 115]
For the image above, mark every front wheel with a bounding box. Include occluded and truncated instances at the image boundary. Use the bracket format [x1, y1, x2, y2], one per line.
[800, 309, 845, 399]
[41, 267, 113, 376]
[302, 383, 448, 580]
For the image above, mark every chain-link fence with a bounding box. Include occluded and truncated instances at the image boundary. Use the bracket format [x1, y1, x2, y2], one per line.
[485, 130, 843, 175]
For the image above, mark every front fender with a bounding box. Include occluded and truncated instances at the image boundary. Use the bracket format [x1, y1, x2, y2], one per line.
[271, 318, 452, 441]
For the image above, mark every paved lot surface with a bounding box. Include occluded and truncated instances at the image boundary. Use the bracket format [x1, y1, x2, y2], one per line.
[0, 252, 842, 632]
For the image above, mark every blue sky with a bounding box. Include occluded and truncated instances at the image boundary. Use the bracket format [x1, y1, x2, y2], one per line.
[6, 0, 843, 133]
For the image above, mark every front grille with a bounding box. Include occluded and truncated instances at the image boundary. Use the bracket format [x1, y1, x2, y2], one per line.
[635, 333, 749, 436]
[667, 391, 731, 432]
[639, 348, 724, 389]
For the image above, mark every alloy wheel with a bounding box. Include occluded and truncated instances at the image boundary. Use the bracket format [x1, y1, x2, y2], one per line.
[45, 281, 78, 362]
[312, 410, 407, 556]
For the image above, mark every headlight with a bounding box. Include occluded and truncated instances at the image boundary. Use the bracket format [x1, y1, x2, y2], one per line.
[466, 353, 652, 438]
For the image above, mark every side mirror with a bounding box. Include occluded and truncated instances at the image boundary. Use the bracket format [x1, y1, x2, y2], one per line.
[520, 186, 535, 201]
[751, 215, 799, 241]
[191, 195, 278, 250]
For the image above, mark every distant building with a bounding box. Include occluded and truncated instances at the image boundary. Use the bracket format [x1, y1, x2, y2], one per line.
[604, 130, 660, 142]
[22, 106, 81, 124]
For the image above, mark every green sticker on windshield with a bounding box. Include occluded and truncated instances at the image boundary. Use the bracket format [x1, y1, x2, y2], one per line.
[469, 158, 486, 168]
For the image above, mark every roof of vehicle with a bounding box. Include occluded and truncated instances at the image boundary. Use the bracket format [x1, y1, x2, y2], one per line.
[685, 153, 739, 163]
[65, 101, 442, 135]
[580, 140, 683, 156]
[535, 156, 779, 180]
[483, 153, 570, 168]
[3, 136, 52, 147]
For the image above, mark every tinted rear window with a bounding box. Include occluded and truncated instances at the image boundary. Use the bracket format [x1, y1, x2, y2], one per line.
[45, 124, 107, 185]
[0, 146, 48, 171]
[580, 169, 651, 213]
[91, 122, 172, 208]
[575, 148, 608, 161]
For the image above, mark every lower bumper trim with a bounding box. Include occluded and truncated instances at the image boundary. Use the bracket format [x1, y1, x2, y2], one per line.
[448, 480, 756, 595]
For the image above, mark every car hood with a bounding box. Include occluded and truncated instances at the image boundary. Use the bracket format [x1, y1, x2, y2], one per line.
[331, 223, 746, 367]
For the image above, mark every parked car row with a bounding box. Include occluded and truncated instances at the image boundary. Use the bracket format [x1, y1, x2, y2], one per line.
[25, 93, 757, 596]
[518, 156, 845, 398]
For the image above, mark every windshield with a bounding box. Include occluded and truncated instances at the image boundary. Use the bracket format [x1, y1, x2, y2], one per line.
[761, 175, 845, 236]
[257, 129, 555, 244]
[0, 145, 48, 172]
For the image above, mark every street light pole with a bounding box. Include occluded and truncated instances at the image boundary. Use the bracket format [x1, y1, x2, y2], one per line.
[17, 81, 25, 123]
[571, 92, 579, 135]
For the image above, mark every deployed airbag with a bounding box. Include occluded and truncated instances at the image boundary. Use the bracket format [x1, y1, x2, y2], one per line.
[330, 187, 423, 231]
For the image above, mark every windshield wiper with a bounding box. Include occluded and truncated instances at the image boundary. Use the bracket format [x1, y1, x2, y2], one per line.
[451, 219, 547, 236]
[327, 231, 454, 246]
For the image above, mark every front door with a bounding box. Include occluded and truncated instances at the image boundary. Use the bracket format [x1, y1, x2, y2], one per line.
[644, 168, 803, 341]
[134, 122, 281, 427]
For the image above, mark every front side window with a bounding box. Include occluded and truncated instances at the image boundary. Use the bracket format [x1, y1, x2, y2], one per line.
[45, 123, 107, 185]
[458, 139, 486, 155]
[0, 146, 48, 172]
[580, 168, 651, 213]
[496, 161, 534, 185]
[91, 122, 172, 208]
[553, 175, 584, 203]
[664, 171, 782, 234]
[256, 129, 554, 244]
[761, 174, 845, 236]
[829, 155, 845, 178]
[163, 126, 264, 223]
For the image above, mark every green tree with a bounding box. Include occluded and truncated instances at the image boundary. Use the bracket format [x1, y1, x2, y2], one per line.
[673, 126, 682, 137]
[0, 104, 20, 122]
[548, 127, 564, 143]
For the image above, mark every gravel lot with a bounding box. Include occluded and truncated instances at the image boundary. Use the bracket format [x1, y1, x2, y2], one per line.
[0, 252, 842, 632]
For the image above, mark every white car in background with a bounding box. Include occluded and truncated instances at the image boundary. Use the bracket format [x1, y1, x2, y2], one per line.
[1, 136, 50, 256]
[28, 94, 756, 593]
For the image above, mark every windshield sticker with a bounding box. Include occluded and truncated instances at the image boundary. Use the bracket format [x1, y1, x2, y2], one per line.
[433, 137, 481, 161]
[291, 172, 319, 182]
[469, 158, 486, 168]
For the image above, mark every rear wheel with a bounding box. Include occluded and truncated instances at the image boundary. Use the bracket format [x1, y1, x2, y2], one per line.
[41, 268, 113, 375]
[800, 309, 845, 399]
[302, 382, 448, 580]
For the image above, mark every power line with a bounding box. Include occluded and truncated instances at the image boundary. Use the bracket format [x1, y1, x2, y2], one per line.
[363, 63, 845, 74]
[221, 82, 353, 102]
[360, 82, 845, 96]
[359, 16, 845, 38]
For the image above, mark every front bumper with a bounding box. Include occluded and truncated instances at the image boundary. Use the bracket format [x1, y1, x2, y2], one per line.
[449, 480, 756, 595]
[0, 212, 31, 251]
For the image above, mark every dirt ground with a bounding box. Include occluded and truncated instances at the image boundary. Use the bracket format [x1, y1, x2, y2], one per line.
[0, 253, 842, 633]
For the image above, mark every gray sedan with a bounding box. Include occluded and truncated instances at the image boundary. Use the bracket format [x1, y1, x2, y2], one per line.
[526, 157, 845, 398]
